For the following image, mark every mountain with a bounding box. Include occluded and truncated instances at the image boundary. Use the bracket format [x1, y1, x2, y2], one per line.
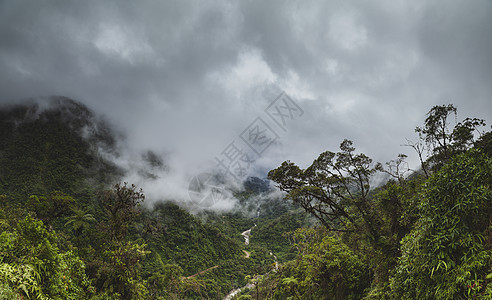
[0, 96, 306, 299]
[0, 96, 121, 202]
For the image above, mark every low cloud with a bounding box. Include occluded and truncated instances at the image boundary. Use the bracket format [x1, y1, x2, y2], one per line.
[1, 0, 491, 208]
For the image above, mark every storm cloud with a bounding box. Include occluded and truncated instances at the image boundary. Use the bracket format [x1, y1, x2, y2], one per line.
[1, 0, 491, 204]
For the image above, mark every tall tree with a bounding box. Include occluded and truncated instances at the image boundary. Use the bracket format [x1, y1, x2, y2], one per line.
[415, 104, 457, 160]
[268, 139, 378, 239]
[100, 182, 145, 241]
[95, 183, 149, 299]
[412, 104, 486, 174]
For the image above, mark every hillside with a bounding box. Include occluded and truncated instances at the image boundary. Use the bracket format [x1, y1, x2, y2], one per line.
[0, 97, 308, 299]
[0, 98, 490, 299]
[0, 97, 121, 202]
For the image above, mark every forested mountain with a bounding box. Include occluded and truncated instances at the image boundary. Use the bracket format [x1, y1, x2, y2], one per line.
[0, 97, 491, 299]
[0, 97, 121, 201]
[0, 97, 308, 299]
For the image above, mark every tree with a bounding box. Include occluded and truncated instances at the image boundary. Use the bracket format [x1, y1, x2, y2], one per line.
[412, 104, 486, 174]
[390, 150, 492, 299]
[99, 240, 150, 300]
[65, 207, 96, 236]
[26, 191, 75, 225]
[268, 139, 378, 239]
[100, 183, 145, 240]
[93, 183, 149, 299]
[475, 128, 492, 157]
[258, 227, 370, 300]
[0, 215, 92, 299]
[375, 153, 410, 184]
[415, 104, 457, 160]
[452, 117, 486, 152]
[147, 264, 185, 299]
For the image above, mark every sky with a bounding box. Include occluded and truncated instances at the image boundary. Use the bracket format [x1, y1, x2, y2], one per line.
[1, 0, 491, 207]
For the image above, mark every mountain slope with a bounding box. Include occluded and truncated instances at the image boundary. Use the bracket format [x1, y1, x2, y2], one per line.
[0, 96, 120, 202]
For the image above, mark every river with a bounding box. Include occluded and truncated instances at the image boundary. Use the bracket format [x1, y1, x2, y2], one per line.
[224, 224, 278, 299]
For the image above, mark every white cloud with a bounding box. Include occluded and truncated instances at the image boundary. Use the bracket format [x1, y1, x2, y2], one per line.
[328, 9, 368, 51]
[0, 0, 491, 208]
[208, 48, 276, 98]
[93, 24, 155, 64]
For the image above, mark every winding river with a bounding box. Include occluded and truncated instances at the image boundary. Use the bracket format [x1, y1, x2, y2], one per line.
[224, 224, 278, 299]
[241, 224, 255, 245]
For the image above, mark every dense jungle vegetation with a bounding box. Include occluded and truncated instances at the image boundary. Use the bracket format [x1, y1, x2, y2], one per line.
[0, 98, 490, 299]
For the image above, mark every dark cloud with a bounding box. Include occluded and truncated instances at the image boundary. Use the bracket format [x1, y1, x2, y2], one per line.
[1, 0, 491, 204]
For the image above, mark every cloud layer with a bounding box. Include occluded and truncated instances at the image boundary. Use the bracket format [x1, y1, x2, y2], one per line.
[1, 0, 491, 204]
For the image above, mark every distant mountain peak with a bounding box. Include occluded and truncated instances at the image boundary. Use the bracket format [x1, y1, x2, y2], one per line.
[243, 176, 271, 193]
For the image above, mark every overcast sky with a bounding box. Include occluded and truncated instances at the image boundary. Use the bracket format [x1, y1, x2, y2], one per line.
[1, 0, 491, 205]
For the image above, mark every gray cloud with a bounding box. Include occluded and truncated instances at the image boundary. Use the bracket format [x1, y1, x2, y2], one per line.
[1, 0, 491, 205]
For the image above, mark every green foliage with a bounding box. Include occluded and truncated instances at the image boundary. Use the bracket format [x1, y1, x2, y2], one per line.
[0, 262, 42, 299]
[390, 150, 492, 299]
[140, 202, 260, 298]
[452, 118, 487, 152]
[414, 104, 486, 174]
[415, 104, 458, 159]
[268, 139, 377, 236]
[100, 182, 145, 240]
[146, 263, 184, 298]
[97, 240, 150, 299]
[0, 215, 92, 299]
[252, 227, 370, 299]
[143, 202, 242, 274]
[65, 207, 96, 236]
[2, 99, 491, 299]
[26, 191, 75, 225]
[362, 179, 422, 284]
[0, 98, 120, 203]
[476, 130, 492, 157]
[0, 99, 275, 299]
[251, 210, 311, 262]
